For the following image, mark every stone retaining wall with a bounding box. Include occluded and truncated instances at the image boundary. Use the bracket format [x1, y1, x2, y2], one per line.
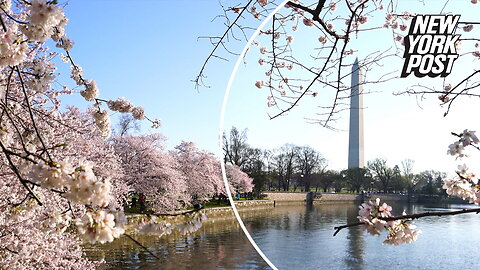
[126, 193, 411, 228]
[368, 194, 408, 202]
[263, 192, 308, 202]
[315, 193, 362, 202]
[263, 192, 409, 203]
[234, 200, 274, 208]
[126, 200, 274, 226]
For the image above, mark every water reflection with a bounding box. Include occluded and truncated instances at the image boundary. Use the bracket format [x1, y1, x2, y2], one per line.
[86, 203, 480, 270]
[345, 205, 364, 270]
[84, 216, 270, 270]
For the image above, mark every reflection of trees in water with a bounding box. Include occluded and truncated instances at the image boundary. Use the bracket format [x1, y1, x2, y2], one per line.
[88, 203, 420, 269]
[302, 203, 314, 231]
[85, 218, 270, 270]
[243, 203, 368, 269]
[345, 204, 365, 270]
[341, 202, 413, 270]
[242, 203, 370, 232]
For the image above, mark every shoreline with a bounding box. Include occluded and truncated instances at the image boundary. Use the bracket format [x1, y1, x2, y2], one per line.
[126, 192, 467, 229]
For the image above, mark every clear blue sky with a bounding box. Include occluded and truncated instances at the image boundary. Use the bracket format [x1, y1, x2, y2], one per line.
[61, 0, 230, 153]
[61, 0, 480, 175]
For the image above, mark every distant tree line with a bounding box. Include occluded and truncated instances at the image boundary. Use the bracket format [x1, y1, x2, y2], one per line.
[224, 127, 447, 196]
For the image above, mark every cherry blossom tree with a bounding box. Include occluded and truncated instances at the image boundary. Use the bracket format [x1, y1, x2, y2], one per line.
[171, 141, 225, 202]
[225, 163, 255, 194]
[0, 1, 201, 268]
[112, 134, 188, 212]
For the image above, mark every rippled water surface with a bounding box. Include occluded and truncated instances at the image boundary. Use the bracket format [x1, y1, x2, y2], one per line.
[86, 203, 480, 269]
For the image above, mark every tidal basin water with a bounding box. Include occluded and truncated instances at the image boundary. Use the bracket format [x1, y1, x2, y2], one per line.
[85, 202, 480, 269]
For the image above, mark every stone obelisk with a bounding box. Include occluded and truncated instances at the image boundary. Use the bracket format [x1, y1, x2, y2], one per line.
[348, 58, 364, 168]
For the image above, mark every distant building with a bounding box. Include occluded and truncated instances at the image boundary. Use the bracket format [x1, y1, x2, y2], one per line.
[348, 58, 364, 168]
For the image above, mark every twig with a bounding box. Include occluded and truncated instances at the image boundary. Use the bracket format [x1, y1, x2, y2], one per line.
[124, 233, 160, 260]
[444, 70, 480, 117]
[193, 0, 256, 88]
[16, 66, 53, 163]
[0, 140, 43, 206]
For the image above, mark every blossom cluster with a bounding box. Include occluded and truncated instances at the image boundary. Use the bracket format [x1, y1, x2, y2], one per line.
[135, 211, 209, 238]
[358, 198, 421, 245]
[107, 97, 146, 120]
[0, 28, 28, 66]
[24, 61, 57, 94]
[41, 212, 72, 233]
[81, 80, 99, 101]
[91, 105, 112, 139]
[225, 163, 255, 194]
[22, 0, 67, 41]
[443, 165, 480, 205]
[176, 212, 208, 235]
[75, 209, 125, 244]
[138, 219, 174, 237]
[444, 130, 480, 204]
[447, 129, 479, 157]
[27, 159, 113, 207]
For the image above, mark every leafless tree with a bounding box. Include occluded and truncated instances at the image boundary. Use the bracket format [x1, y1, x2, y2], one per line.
[272, 143, 299, 190]
[367, 158, 395, 193]
[115, 114, 141, 137]
[297, 145, 326, 191]
[401, 158, 416, 193]
[223, 127, 249, 167]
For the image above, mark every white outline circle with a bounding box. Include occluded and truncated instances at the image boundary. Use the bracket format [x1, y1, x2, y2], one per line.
[219, 2, 289, 270]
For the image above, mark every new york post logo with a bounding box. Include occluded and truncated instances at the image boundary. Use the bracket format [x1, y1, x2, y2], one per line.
[401, 15, 460, 78]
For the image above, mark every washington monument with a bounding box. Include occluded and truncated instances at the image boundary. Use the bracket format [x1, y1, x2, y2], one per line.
[348, 58, 364, 168]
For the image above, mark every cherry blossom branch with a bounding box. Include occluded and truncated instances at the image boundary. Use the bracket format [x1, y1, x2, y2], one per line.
[333, 207, 480, 236]
[0, 102, 30, 154]
[444, 70, 480, 117]
[0, 6, 27, 24]
[9, 192, 34, 207]
[193, 0, 256, 88]
[16, 66, 54, 162]
[269, 37, 339, 120]
[4, 247, 19, 254]
[22, 178, 65, 194]
[16, 0, 31, 6]
[0, 10, 7, 31]
[324, 3, 364, 125]
[3, 66, 14, 105]
[269, 0, 368, 127]
[287, 0, 345, 39]
[0, 139, 43, 206]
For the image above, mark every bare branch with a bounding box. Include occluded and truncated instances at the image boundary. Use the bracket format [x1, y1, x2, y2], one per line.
[193, 0, 256, 88]
[124, 233, 160, 260]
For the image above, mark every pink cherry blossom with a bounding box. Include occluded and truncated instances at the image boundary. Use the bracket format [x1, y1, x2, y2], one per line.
[318, 36, 327, 44]
[303, 18, 314, 26]
[255, 80, 265, 88]
[258, 0, 268, 7]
